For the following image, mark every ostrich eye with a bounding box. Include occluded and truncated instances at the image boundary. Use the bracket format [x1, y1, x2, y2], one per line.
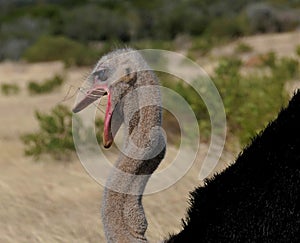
[93, 69, 109, 82]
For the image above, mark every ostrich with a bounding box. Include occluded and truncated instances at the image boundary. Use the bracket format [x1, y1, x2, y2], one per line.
[73, 48, 300, 243]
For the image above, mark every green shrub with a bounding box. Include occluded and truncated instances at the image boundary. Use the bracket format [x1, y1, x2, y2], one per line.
[21, 105, 75, 160]
[1, 83, 20, 95]
[23, 36, 100, 66]
[273, 57, 299, 80]
[27, 75, 64, 94]
[214, 56, 290, 145]
[296, 45, 300, 57]
[21, 105, 103, 161]
[187, 37, 217, 59]
[205, 15, 249, 38]
[215, 58, 242, 79]
[260, 52, 277, 68]
[160, 55, 292, 146]
[159, 72, 211, 142]
[234, 42, 253, 54]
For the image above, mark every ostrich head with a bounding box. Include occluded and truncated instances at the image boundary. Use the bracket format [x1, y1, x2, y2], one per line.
[73, 48, 166, 243]
[73, 48, 151, 148]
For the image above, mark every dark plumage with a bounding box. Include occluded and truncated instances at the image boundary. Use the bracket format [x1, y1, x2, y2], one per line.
[166, 90, 300, 243]
[73, 48, 300, 243]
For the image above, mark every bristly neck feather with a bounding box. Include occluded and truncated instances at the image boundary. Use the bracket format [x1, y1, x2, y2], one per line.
[102, 70, 166, 243]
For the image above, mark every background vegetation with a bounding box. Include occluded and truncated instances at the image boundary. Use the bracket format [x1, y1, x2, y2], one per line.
[27, 75, 64, 94]
[1, 0, 300, 62]
[21, 105, 104, 160]
[1, 83, 20, 95]
[0, 0, 299, 159]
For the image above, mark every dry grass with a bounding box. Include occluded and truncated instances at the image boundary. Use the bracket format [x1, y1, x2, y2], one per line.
[0, 32, 299, 242]
[0, 60, 234, 243]
[211, 31, 300, 59]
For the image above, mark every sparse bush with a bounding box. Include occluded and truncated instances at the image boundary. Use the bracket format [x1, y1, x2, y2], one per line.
[159, 72, 211, 142]
[261, 52, 277, 68]
[27, 75, 64, 94]
[273, 57, 299, 80]
[214, 56, 290, 145]
[259, 52, 299, 78]
[160, 55, 290, 145]
[21, 105, 104, 160]
[21, 105, 75, 160]
[235, 42, 253, 54]
[23, 36, 100, 66]
[296, 45, 300, 57]
[1, 83, 20, 95]
[187, 37, 217, 59]
[215, 58, 242, 79]
[161, 55, 291, 146]
[205, 14, 249, 38]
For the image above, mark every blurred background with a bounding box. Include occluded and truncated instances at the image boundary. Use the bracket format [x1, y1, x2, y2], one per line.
[1, 0, 300, 62]
[0, 0, 300, 242]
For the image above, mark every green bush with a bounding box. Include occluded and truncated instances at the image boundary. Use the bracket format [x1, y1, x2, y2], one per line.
[296, 45, 300, 57]
[234, 42, 253, 54]
[259, 52, 299, 78]
[159, 72, 211, 142]
[273, 57, 299, 80]
[21, 105, 75, 160]
[23, 36, 100, 66]
[21, 105, 104, 161]
[215, 58, 242, 79]
[205, 14, 249, 38]
[27, 75, 64, 94]
[187, 37, 218, 59]
[160, 55, 293, 146]
[1, 0, 299, 48]
[260, 52, 277, 68]
[1, 83, 20, 95]
[214, 56, 291, 145]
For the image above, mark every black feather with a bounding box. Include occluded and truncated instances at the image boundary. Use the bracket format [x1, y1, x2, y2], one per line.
[165, 90, 300, 243]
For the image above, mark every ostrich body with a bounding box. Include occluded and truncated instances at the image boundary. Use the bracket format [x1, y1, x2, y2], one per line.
[73, 48, 300, 243]
[166, 90, 300, 242]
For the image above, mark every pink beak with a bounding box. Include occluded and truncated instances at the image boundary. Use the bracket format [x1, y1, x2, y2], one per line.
[72, 87, 107, 113]
[73, 85, 114, 148]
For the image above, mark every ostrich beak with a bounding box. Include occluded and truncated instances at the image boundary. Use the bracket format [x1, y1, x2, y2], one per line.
[72, 84, 114, 149]
[72, 85, 107, 113]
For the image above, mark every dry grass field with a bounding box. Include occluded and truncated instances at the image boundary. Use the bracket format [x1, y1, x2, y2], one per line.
[0, 32, 299, 242]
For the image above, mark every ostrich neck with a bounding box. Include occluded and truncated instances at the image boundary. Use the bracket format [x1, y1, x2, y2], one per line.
[102, 71, 166, 243]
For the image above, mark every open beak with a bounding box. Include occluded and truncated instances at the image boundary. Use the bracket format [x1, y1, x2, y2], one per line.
[72, 85, 114, 148]
[72, 86, 107, 113]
